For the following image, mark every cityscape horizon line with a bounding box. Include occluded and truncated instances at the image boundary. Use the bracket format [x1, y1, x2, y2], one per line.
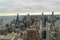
[0, 12, 60, 16]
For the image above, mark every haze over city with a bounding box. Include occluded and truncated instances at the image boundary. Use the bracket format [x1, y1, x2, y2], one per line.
[0, 12, 60, 16]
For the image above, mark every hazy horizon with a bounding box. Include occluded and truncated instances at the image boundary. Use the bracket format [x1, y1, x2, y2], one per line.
[0, 12, 60, 16]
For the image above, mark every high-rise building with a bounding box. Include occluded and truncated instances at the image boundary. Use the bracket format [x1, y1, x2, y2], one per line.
[26, 14, 31, 28]
[16, 13, 19, 22]
[50, 11, 54, 27]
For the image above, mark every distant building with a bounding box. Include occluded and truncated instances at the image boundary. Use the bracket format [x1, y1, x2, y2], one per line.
[0, 19, 3, 29]
[16, 13, 19, 22]
[26, 14, 32, 28]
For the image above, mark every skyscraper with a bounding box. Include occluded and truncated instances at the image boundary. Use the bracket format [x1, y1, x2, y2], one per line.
[16, 13, 19, 22]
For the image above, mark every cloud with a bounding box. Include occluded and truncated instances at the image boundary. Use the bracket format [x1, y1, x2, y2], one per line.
[0, 0, 60, 13]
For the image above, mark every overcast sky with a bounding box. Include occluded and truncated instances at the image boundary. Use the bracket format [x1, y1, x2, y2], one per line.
[0, 0, 60, 13]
